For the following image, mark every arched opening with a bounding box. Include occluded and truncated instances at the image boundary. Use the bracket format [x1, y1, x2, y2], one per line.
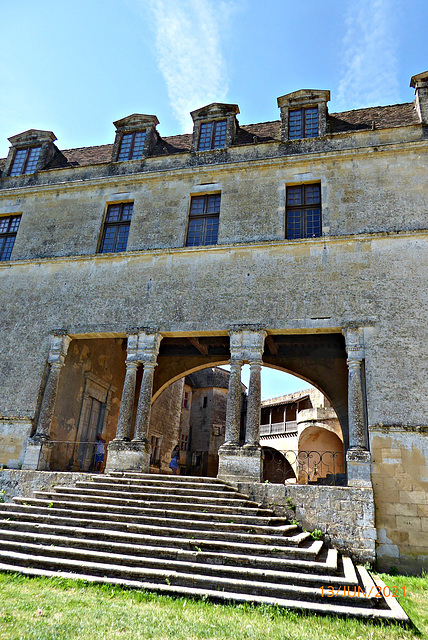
[298, 426, 345, 484]
[262, 446, 296, 484]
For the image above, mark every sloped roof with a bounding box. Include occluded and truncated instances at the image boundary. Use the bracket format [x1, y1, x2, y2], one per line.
[0, 102, 420, 170]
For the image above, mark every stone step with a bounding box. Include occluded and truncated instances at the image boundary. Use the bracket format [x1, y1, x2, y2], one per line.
[0, 534, 353, 586]
[108, 472, 225, 485]
[26, 492, 271, 516]
[0, 511, 309, 546]
[0, 504, 294, 536]
[95, 475, 239, 492]
[0, 561, 408, 622]
[0, 526, 338, 574]
[76, 479, 241, 499]
[0, 518, 324, 560]
[49, 485, 258, 507]
[0, 548, 376, 606]
[9, 497, 279, 525]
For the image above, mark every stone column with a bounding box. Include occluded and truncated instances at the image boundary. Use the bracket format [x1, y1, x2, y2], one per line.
[218, 328, 266, 484]
[223, 358, 243, 446]
[106, 331, 161, 472]
[23, 334, 71, 470]
[114, 360, 139, 441]
[244, 360, 263, 446]
[343, 327, 371, 486]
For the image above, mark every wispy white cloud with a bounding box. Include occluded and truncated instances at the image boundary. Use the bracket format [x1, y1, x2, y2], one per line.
[146, 0, 232, 132]
[337, 0, 400, 110]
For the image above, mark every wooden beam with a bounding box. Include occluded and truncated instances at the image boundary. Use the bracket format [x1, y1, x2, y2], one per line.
[265, 334, 278, 355]
[188, 337, 209, 355]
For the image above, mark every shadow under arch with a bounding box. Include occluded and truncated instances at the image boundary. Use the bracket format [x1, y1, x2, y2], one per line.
[262, 446, 296, 484]
[152, 332, 349, 446]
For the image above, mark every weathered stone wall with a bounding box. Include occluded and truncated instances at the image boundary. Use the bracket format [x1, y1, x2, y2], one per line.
[236, 481, 376, 565]
[0, 469, 89, 502]
[149, 378, 184, 473]
[0, 418, 32, 468]
[370, 427, 428, 574]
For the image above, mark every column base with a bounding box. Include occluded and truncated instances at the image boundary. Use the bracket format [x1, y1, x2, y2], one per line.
[22, 436, 53, 470]
[346, 448, 372, 487]
[217, 444, 263, 483]
[105, 440, 151, 473]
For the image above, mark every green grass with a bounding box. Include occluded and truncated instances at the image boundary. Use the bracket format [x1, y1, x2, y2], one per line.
[0, 571, 426, 640]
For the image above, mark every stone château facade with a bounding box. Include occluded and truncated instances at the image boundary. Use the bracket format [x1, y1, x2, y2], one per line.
[0, 70, 427, 573]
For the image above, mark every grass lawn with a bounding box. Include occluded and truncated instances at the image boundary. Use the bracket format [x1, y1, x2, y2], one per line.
[0, 571, 426, 640]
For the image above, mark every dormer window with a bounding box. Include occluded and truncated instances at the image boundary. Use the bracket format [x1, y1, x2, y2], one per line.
[112, 114, 159, 163]
[9, 146, 42, 176]
[277, 90, 330, 142]
[190, 103, 239, 153]
[117, 131, 147, 161]
[289, 107, 318, 139]
[198, 120, 227, 150]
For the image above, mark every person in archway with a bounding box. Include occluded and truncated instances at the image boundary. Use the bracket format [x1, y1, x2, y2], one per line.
[94, 434, 106, 473]
[169, 445, 180, 475]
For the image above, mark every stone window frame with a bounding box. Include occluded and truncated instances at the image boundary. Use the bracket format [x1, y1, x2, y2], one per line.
[277, 90, 330, 143]
[197, 120, 228, 150]
[9, 146, 42, 176]
[285, 182, 322, 239]
[98, 202, 134, 254]
[0, 214, 21, 261]
[190, 103, 240, 153]
[185, 193, 221, 247]
[111, 114, 159, 163]
[2, 129, 57, 178]
[289, 106, 319, 140]
[117, 130, 147, 161]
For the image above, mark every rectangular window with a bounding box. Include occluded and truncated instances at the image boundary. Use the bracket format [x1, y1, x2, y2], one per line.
[9, 147, 41, 176]
[198, 120, 227, 150]
[180, 434, 188, 451]
[0, 215, 21, 260]
[150, 435, 162, 466]
[99, 203, 133, 253]
[289, 107, 318, 140]
[186, 194, 220, 246]
[117, 131, 146, 161]
[286, 184, 321, 239]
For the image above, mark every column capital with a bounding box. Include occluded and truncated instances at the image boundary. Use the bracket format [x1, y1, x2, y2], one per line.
[47, 334, 71, 366]
[229, 329, 266, 363]
[136, 331, 162, 365]
[342, 326, 365, 360]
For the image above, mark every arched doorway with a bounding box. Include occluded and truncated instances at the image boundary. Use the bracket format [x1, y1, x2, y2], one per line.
[262, 446, 296, 484]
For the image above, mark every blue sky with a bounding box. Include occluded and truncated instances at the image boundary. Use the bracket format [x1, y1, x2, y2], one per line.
[1, 0, 427, 398]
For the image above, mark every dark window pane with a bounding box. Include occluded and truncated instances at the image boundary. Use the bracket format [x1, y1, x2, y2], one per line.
[9, 216, 21, 232]
[289, 110, 303, 140]
[10, 149, 28, 176]
[198, 122, 214, 150]
[287, 186, 302, 205]
[99, 203, 133, 253]
[286, 184, 321, 239]
[213, 120, 227, 148]
[190, 196, 205, 216]
[187, 218, 204, 246]
[130, 131, 146, 159]
[305, 108, 318, 138]
[0, 215, 21, 260]
[206, 194, 221, 213]
[118, 134, 133, 161]
[205, 217, 219, 244]
[24, 147, 41, 173]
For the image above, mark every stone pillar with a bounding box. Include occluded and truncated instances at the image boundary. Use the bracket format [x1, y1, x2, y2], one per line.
[223, 358, 243, 446]
[106, 332, 161, 472]
[23, 334, 71, 470]
[114, 360, 139, 441]
[244, 360, 263, 446]
[218, 329, 266, 484]
[343, 327, 371, 487]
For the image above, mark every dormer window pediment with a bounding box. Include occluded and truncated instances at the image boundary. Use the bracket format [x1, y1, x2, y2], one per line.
[277, 89, 330, 142]
[190, 102, 240, 152]
[112, 114, 159, 162]
[3, 129, 57, 177]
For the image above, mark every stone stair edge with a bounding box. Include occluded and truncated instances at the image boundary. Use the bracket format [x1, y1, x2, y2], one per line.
[0, 558, 409, 621]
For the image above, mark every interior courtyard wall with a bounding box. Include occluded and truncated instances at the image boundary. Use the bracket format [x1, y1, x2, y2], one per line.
[148, 378, 184, 473]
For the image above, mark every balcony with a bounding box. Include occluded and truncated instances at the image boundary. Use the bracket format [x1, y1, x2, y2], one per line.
[260, 421, 298, 436]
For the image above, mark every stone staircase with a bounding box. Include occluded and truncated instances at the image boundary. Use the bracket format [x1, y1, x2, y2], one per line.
[0, 472, 408, 622]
